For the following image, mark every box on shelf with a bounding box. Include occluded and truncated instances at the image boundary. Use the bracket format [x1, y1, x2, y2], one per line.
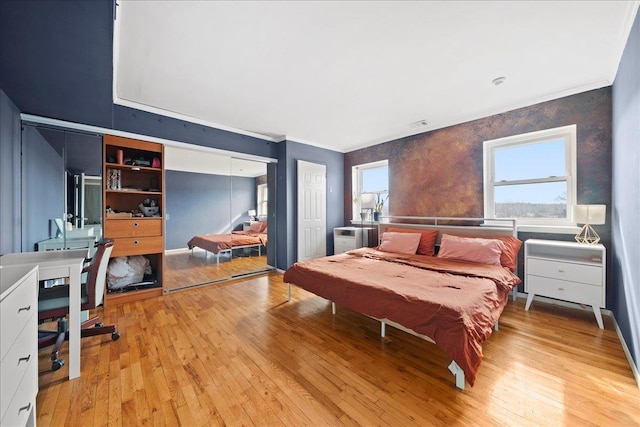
[106, 212, 132, 218]
[141, 206, 160, 217]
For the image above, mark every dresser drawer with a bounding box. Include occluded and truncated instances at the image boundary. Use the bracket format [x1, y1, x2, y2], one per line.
[105, 219, 162, 238]
[0, 349, 37, 427]
[526, 275, 604, 307]
[0, 279, 37, 361]
[111, 236, 164, 257]
[526, 258, 602, 286]
[0, 315, 37, 420]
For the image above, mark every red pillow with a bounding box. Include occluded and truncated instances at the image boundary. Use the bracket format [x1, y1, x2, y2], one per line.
[385, 227, 439, 256]
[437, 234, 506, 266]
[378, 232, 421, 255]
[493, 236, 523, 272]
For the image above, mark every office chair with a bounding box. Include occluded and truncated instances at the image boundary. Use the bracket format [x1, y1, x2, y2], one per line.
[38, 239, 121, 371]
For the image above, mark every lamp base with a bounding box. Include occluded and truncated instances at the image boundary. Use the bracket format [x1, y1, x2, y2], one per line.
[575, 224, 600, 244]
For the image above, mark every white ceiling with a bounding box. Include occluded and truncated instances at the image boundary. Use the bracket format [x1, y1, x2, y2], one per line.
[114, 1, 639, 153]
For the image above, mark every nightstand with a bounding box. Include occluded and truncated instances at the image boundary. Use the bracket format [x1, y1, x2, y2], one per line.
[524, 239, 606, 329]
[334, 227, 373, 254]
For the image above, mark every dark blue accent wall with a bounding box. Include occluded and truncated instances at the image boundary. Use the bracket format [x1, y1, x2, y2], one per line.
[612, 10, 640, 377]
[0, 0, 114, 128]
[113, 106, 279, 161]
[0, 89, 22, 254]
[165, 170, 256, 250]
[277, 140, 344, 269]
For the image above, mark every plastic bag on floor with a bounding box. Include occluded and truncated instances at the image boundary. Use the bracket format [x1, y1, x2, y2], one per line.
[107, 256, 152, 290]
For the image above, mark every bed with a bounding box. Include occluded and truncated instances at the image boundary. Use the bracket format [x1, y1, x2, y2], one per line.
[187, 221, 268, 265]
[283, 217, 522, 390]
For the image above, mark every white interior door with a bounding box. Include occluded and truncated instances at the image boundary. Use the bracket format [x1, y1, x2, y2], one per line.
[297, 160, 326, 262]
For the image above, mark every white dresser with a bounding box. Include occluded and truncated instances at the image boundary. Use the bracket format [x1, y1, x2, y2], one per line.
[1, 264, 39, 427]
[334, 227, 372, 254]
[524, 239, 606, 329]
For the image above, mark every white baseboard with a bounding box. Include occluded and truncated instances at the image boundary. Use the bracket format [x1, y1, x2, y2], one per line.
[611, 315, 640, 389]
[515, 292, 640, 389]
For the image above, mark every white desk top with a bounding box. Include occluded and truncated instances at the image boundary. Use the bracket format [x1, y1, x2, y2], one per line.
[1, 249, 88, 265]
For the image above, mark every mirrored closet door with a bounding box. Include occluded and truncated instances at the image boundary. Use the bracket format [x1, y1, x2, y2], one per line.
[21, 124, 103, 257]
[163, 146, 273, 291]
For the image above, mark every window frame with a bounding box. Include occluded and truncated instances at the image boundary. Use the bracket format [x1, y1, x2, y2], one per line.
[256, 183, 268, 219]
[483, 124, 577, 227]
[352, 160, 389, 221]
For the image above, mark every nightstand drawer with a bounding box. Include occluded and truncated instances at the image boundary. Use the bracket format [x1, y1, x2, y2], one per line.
[527, 258, 602, 286]
[335, 240, 355, 254]
[527, 275, 604, 306]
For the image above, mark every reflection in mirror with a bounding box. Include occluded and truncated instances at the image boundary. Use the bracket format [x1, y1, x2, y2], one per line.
[20, 124, 102, 256]
[164, 146, 273, 291]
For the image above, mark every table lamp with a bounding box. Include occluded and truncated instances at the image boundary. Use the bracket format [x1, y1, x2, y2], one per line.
[248, 209, 257, 221]
[574, 204, 606, 244]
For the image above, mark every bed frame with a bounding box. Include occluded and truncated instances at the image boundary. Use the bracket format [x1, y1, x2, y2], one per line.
[192, 243, 262, 266]
[286, 216, 518, 390]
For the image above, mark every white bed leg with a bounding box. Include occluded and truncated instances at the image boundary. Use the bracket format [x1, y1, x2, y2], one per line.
[331, 302, 336, 315]
[287, 283, 291, 302]
[381, 321, 386, 338]
[448, 361, 465, 390]
[494, 320, 499, 331]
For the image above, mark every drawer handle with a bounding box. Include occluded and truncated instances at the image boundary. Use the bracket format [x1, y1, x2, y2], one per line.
[19, 403, 31, 413]
[134, 240, 139, 245]
[18, 354, 31, 363]
[558, 287, 565, 291]
[133, 222, 139, 227]
[557, 269, 565, 273]
[18, 305, 31, 313]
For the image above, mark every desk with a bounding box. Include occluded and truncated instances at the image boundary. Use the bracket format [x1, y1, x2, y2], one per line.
[0, 249, 87, 380]
[37, 236, 97, 257]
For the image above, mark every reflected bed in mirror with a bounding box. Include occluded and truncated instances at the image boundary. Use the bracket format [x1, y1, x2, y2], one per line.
[163, 147, 274, 291]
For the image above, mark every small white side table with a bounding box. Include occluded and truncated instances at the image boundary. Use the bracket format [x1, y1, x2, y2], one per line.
[524, 239, 606, 329]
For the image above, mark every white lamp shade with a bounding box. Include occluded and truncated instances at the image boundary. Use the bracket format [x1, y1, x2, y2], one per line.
[360, 193, 376, 209]
[248, 209, 257, 217]
[574, 205, 606, 225]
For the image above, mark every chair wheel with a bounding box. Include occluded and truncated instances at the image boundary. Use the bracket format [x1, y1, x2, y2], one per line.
[112, 332, 121, 341]
[95, 322, 104, 328]
[52, 359, 65, 371]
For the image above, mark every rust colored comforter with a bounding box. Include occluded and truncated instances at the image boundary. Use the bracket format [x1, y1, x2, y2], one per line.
[187, 231, 267, 254]
[283, 247, 521, 386]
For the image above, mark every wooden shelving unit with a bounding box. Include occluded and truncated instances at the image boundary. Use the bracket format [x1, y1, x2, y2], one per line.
[103, 135, 165, 306]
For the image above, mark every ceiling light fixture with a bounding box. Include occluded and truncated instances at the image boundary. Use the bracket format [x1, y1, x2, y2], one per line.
[492, 76, 506, 86]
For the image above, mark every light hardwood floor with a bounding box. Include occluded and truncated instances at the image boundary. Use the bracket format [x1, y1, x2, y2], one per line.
[37, 272, 640, 426]
[164, 249, 269, 291]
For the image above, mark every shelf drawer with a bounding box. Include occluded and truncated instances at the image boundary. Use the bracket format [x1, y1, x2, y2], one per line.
[0, 279, 37, 361]
[111, 236, 163, 257]
[526, 258, 602, 286]
[105, 219, 162, 238]
[526, 275, 604, 307]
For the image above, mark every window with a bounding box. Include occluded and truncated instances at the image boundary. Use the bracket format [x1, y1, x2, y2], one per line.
[257, 183, 268, 219]
[483, 125, 577, 226]
[352, 160, 389, 221]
